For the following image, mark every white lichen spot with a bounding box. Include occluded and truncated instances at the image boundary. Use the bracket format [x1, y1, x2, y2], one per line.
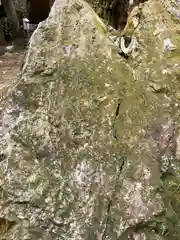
[143, 167, 151, 180]
[83, 101, 89, 106]
[126, 187, 148, 218]
[107, 66, 113, 72]
[105, 83, 110, 87]
[45, 196, 52, 204]
[134, 164, 151, 182]
[153, 22, 165, 36]
[163, 38, 176, 51]
[135, 182, 143, 190]
[73, 160, 89, 186]
[72, 160, 106, 201]
[160, 155, 173, 172]
[162, 69, 168, 74]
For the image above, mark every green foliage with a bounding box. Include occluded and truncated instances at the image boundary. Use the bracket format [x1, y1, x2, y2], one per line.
[149, 218, 169, 237]
[150, 172, 180, 239]
[86, 0, 111, 24]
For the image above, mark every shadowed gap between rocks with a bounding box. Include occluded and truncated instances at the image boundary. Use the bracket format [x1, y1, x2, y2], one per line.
[92, 0, 148, 30]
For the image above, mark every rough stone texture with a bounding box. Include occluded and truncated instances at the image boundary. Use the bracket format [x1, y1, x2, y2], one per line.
[13, 0, 26, 12]
[0, 0, 180, 239]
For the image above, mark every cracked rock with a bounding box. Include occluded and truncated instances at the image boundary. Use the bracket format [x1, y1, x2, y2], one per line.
[0, 0, 180, 239]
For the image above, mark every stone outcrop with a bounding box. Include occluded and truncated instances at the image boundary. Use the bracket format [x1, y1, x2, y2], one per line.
[0, 0, 180, 239]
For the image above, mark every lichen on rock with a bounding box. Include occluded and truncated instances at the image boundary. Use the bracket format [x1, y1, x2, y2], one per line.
[0, 0, 180, 239]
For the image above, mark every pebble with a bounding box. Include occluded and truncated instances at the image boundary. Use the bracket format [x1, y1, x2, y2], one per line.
[5, 45, 15, 53]
[4, 52, 12, 57]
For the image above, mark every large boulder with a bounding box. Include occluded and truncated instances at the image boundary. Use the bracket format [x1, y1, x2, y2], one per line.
[0, 0, 179, 239]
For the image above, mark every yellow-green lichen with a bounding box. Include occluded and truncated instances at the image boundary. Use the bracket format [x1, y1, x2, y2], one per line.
[92, 11, 107, 34]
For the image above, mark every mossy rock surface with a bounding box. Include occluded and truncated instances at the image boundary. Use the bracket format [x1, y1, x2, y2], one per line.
[0, 0, 179, 239]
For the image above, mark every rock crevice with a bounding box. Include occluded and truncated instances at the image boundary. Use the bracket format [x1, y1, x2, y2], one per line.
[0, 0, 180, 239]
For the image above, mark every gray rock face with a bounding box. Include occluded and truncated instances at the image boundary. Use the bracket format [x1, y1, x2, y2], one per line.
[0, 0, 180, 239]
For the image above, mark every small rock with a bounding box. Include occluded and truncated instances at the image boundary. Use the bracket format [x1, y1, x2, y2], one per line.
[5, 45, 15, 53]
[4, 52, 12, 57]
